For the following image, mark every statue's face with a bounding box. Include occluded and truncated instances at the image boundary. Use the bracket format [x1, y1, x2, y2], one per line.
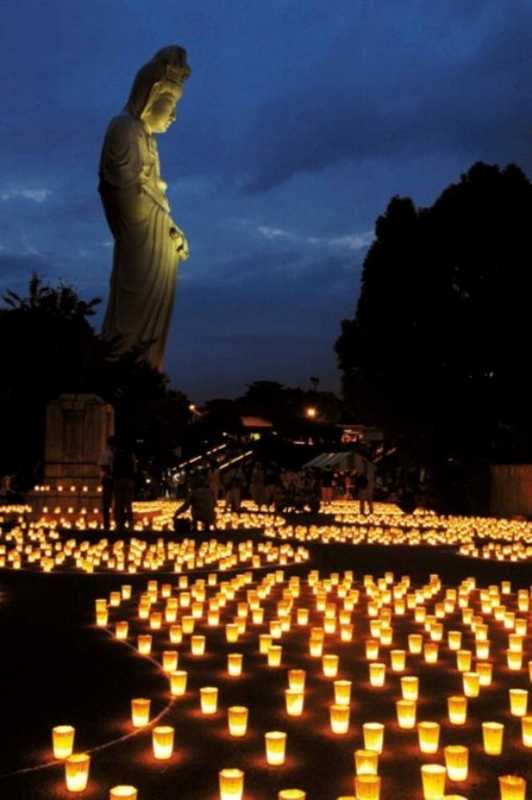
[143, 89, 182, 134]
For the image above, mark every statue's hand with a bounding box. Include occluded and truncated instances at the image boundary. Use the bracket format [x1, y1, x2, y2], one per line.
[170, 225, 189, 262]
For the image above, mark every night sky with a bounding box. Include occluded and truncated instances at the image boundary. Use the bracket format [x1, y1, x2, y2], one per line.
[1, 0, 532, 401]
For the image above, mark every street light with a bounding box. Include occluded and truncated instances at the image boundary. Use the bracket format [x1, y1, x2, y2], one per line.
[305, 406, 317, 419]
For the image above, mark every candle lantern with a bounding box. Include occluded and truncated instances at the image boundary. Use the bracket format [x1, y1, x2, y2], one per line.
[366, 639, 380, 660]
[52, 725, 75, 758]
[447, 696, 467, 725]
[169, 625, 183, 644]
[401, 676, 419, 701]
[444, 745, 468, 781]
[115, 621, 128, 640]
[354, 749, 379, 776]
[162, 650, 178, 672]
[476, 641, 490, 659]
[418, 721, 440, 754]
[477, 662, 493, 686]
[521, 715, 532, 747]
[65, 753, 90, 792]
[252, 608, 264, 625]
[498, 776, 526, 800]
[268, 645, 282, 667]
[182, 615, 195, 634]
[285, 689, 304, 716]
[463, 672, 480, 698]
[409, 634, 423, 654]
[391, 649, 406, 672]
[149, 611, 162, 630]
[448, 631, 462, 650]
[170, 670, 187, 696]
[509, 689, 528, 717]
[297, 608, 309, 625]
[138, 635, 152, 655]
[396, 700, 416, 729]
[228, 706, 248, 737]
[228, 653, 243, 676]
[288, 669, 306, 691]
[278, 791, 305, 800]
[354, 775, 381, 800]
[421, 764, 446, 799]
[152, 725, 174, 759]
[334, 680, 352, 706]
[191, 635, 206, 656]
[309, 636, 324, 657]
[131, 698, 150, 727]
[323, 654, 339, 677]
[341, 624, 354, 642]
[380, 625, 393, 646]
[259, 634, 272, 654]
[330, 704, 350, 734]
[109, 787, 138, 799]
[482, 721, 504, 755]
[265, 731, 287, 765]
[456, 650, 472, 672]
[369, 662, 386, 687]
[96, 608, 108, 627]
[219, 768, 244, 800]
[363, 722, 384, 753]
[200, 686, 218, 714]
[507, 650, 523, 670]
[424, 643, 439, 663]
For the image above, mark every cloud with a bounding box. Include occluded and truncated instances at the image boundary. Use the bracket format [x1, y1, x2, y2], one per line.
[0, 188, 52, 203]
[241, 221, 374, 253]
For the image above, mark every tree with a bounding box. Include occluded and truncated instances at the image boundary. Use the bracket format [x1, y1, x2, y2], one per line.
[336, 162, 532, 503]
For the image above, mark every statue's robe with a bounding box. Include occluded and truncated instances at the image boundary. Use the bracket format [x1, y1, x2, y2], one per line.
[99, 111, 178, 370]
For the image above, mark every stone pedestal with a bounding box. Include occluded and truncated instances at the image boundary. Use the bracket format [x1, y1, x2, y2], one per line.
[29, 394, 114, 521]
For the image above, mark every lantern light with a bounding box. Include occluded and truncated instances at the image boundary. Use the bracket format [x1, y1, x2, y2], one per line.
[152, 725, 174, 760]
[52, 725, 75, 759]
[65, 753, 90, 792]
[265, 731, 287, 765]
[219, 769, 244, 800]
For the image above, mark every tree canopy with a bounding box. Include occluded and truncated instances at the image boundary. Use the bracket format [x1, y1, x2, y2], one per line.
[336, 162, 532, 466]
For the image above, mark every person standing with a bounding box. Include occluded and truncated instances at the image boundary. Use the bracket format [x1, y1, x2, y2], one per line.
[112, 440, 137, 532]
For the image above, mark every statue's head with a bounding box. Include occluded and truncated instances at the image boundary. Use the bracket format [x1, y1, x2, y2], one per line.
[126, 45, 191, 134]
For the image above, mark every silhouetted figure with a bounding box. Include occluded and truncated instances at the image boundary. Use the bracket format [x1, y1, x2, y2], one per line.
[174, 474, 216, 532]
[113, 441, 136, 531]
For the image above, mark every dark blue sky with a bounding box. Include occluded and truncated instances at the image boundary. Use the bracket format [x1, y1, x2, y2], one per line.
[1, 0, 532, 401]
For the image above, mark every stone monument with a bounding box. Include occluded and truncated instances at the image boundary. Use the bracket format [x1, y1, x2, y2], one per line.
[99, 45, 192, 370]
[29, 394, 114, 521]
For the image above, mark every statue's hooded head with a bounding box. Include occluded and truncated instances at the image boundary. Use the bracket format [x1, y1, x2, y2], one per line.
[126, 45, 191, 134]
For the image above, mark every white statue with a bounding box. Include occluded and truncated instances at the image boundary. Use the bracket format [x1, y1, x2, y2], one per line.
[99, 46, 191, 370]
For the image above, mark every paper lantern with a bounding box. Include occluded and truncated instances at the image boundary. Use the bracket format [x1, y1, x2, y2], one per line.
[182, 615, 195, 634]
[396, 700, 416, 729]
[268, 645, 282, 667]
[52, 725, 75, 758]
[170, 670, 187, 696]
[288, 669, 306, 691]
[297, 608, 309, 625]
[200, 686, 218, 714]
[363, 722, 384, 753]
[447, 696, 467, 725]
[482, 721, 504, 755]
[507, 650, 523, 670]
[409, 634, 423, 654]
[65, 753, 90, 792]
[463, 672, 480, 698]
[509, 689, 528, 717]
[366, 639, 380, 660]
[115, 621, 128, 640]
[96, 608, 108, 626]
[477, 662, 492, 686]
[278, 791, 306, 800]
[456, 650, 472, 672]
[131, 698, 150, 727]
[162, 650, 178, 672]
[252, 608, 264, 624]
[424, 643, 439, 663]
[418, 721, 440, 754]
[219, 768, 244, 800]
[334, 680, 352, 706]
[228, 706, 248, 737]
[265, 731, 287, 765]
[152, 725, 174, 759]
[401, 676, 419, 701]
[354, 775, 381, 800]
[369, 662, 386, 687]
[521, 716, 532, 747]
[444, 745, 468, 781]
[498, 776, 526, 800]
[285, 688, 304, 716]
[323, 654, 339, 677]
[448, 631, 462, 650]
[391, 649, 406, 672]
[330, 704, 350, 734]
[354, 749, 379, 776]
[137, 635, 152, 655]
[191, 635, 206, 656]
[228, 653, 243, 676]
[109, 787, 138, 799]
[149, 611, 162, 630]
[421, 764, 446, 800]
[380, 625, 393, 646]
[169, 625, 183, 644]
[309, 636, 324, 657]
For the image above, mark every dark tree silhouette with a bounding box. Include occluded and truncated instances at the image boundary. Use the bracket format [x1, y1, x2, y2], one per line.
[336, 162, 532, 498]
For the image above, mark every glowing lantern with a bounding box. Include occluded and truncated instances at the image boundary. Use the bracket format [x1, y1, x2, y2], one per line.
[354, 749, 379, 776]
[228, 653, 243, 676]
[228, 706, 248, 737]
[268, 645, 282, 667]
[96, 607, 108, 627]
[309, 636, 324, 657]
[444, 745, 468, 781]
[170, 670, 187, 696]
[285, 688, 304, 716]
[162, 650, 178, 672]
[259, 634, 272, 654]
[200, 686, 218, 714]
[152, 725, 174, 760]
[149, 611, 162, 630]
[109, 787, 138, 799]
[421, 764, 446, 799]
[369, 663, 386, 687]
[477, 662, 493, 686]
[334, 680, 352, 706]
[252, 608, 264, 624]
[448, 631, 462, 650]
[288, 669, 306, 691]
[137, 634, 152, 655]
[509, 689, 528, 717]
[396, 700, 416, 729]
[52, 725, 75, 758]
[498, 776, 526, 800]
[456, 650, 472, 672]
[297, 608, 309, 625]
[380, 625, 393, 645]
[409, 634, 423, 654]
[507, 650, 523, 670]
[363, 722, 384, 753]
[191, 635, 206, 656]
[482, 722, 504, 755]
[476, 641, 490, 659]
[424, 643, 439, 663]
[131, 698, 150, 727]
[323, 654, 339, 677]
[182, 615, 195, 634]
[463, 672, 480, 698]
[417, 721, 440, 754]
[401, 676, 419, 701]
[219, 769, 244, 800]
[521, 716, 532, 747]
[278, 791, 305, 800]
[447, 696, 467, 725]
[265, 731, 287, 765]
[366, 639, 380, 660]
[115, 621, 128, 640]
[391, 650, 406, 672]
[354, 775, 381, 800]
[65, 753, 90, 792]
[330, 704, 350, 734]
